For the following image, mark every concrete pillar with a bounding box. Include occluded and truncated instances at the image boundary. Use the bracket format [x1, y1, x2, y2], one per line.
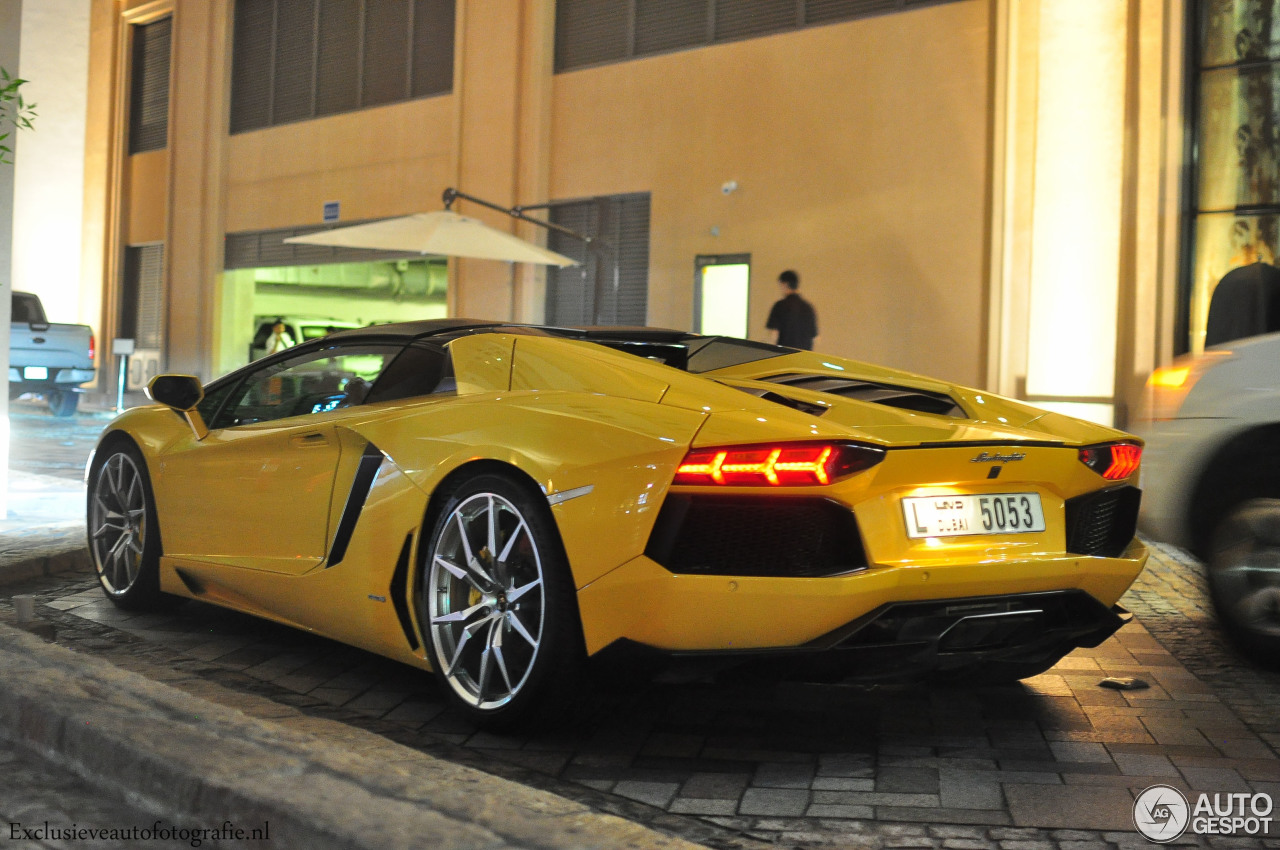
[451, 0, 554, 322]
[986, 0, 1185, 428]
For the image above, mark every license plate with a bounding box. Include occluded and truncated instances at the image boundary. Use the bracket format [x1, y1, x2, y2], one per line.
[22, 366, 47, 380]
[903, 493, 1046, 538]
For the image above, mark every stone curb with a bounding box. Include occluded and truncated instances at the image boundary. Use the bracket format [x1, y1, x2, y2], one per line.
[0, 620, 711, 850]
[0, 542, 92, 588]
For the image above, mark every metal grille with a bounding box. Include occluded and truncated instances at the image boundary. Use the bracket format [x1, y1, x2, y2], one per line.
[546, 194, 650, 327]
[122, 244, 165, 350]
[128, 17, 171, 153]
[1065, 487, 1141, 558]
[557, 0, 963, 72]
[230, 0, 454, 134]
[224, 223, 420, 270]
[646, 495, 868, 577]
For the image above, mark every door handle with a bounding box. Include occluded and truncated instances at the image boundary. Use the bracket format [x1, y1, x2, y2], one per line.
[291, 432, 329, 447]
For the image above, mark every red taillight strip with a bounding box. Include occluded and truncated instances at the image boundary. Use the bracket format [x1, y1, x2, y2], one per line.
[1104, 444, 1142, 480]
[674, 443, 874, 487]
[1078, 442, 1142, 481]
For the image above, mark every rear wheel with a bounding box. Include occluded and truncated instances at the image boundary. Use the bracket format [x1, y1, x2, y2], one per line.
[419, 473, 583, 729]
[87, 441, 177, 610]
[47, 389, 79, 417]
[1208, 499, 1280, 667]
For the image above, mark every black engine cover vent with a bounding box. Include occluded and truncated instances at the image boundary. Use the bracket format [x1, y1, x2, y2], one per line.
[761, 373, 965, 418]
[1065, 486, 1141, 558]
[646, 495, 868, 578]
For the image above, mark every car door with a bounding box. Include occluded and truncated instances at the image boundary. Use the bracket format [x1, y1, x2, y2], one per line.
[155, 343, 405, 574]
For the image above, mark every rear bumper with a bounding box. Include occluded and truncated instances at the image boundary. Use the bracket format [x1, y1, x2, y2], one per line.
[9, 366, 95, 388]
[593, 590, 1130, 681]
[575, 539, 1147, 655]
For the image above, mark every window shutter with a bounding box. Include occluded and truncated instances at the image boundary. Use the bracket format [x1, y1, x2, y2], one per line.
[635, 0, 710, 56]
[713, 0, 798, 42]
[128, 17, 171, 153]
[554, 0, 631, 72]
[271, 0, 318, 125]
[412, 0, 455, 97]
[122, 245, 165, 350]
[231, 0, 274, 133]
[613, 195, 651, 325]
[363, 0, 412, 107]
[805, 0, 899, 23]
[316, 0, 360, 116]
[547, 194, 650, 327]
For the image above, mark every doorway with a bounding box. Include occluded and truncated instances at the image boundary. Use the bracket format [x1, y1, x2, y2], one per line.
[694, 254, 751, 338]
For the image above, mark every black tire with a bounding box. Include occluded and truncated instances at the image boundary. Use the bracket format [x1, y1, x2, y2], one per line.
[86, 440, 179, 611]
[1207, 499, 1280, 667]
[47, 389, 79, 417]
[418, 472, 585, 729]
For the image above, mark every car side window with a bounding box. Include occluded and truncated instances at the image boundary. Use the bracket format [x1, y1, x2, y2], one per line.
[363, 344, 452, 405]
[211, 344, 404, 428]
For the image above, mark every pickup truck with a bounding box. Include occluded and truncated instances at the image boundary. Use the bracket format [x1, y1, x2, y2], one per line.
[9, 291, 96, 416]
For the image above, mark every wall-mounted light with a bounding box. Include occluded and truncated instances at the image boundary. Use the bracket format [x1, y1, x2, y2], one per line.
[721, 180, 739, 195]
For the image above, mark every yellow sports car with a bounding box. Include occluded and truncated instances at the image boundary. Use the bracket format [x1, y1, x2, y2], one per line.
[87, 320, 1147, 726]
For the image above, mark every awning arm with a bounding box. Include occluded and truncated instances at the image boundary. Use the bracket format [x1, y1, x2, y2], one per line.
[442, 188, 593, 245]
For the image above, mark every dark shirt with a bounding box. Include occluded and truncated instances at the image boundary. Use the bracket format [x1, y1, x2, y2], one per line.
[766, 292, 818, 350]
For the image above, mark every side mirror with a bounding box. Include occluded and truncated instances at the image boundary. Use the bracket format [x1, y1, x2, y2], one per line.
[146, 374, 209, 440]
[147, 374, 204, 410]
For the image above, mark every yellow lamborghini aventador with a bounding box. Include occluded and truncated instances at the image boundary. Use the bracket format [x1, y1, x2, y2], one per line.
[87, 321, 1147, 726]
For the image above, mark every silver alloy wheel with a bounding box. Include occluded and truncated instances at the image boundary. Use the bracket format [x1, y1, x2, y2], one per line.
[90, 452, 148, 595]
[1211, 506, 1280, 640]
[427, 491, 546, 711]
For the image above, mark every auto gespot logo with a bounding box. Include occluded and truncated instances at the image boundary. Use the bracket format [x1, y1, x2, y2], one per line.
[1134, 785, 1274, 842]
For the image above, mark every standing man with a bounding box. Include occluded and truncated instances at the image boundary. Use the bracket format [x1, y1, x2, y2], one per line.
[766, 269, 819, 350]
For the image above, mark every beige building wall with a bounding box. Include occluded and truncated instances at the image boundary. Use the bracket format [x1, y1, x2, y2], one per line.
[551, 1, 993, 387]
[78, 0, 1186, 425]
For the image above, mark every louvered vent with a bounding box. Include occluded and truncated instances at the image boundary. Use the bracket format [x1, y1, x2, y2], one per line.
[231, 0, 454, 134]
[555, 0, 630, 72]
[556, 0, 968, 72]
[224, 224, 419, 270]
[129, 17, 171, 153]
[714, 0, 798, 42]
[121, 244, 165, 350]
[636, 0, 709, 54]
[547, 194, 650, 327]
[761, 373, 965, 417]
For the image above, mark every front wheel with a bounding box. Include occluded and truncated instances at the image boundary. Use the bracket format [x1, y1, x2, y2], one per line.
[1208, 499, 1280, 667]
[87, 441, 177, 610]
[419, 473, 584, 729]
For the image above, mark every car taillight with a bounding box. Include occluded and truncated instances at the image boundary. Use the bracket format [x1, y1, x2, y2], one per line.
[88, 332, 96, 361]
[1078, 442, 1142, 480]
[674, 442, 885, 486]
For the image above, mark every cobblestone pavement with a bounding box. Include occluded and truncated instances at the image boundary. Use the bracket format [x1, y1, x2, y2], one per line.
[0, 737, 201, 850]
[1, 546, 1276, 850]
[5, 409, 1280, 848]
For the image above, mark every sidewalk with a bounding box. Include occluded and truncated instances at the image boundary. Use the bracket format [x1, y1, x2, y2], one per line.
[0, 469, 91, 586]
[0, 470, 721, 850]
